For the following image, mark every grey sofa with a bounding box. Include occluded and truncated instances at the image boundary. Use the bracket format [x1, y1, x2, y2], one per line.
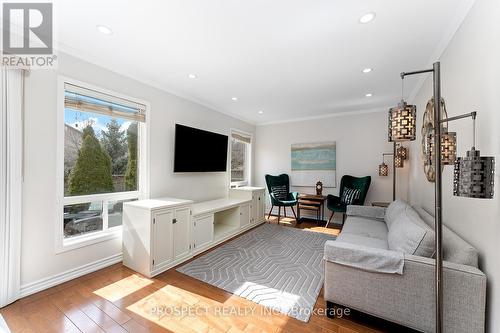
[323, 199, 486, 333]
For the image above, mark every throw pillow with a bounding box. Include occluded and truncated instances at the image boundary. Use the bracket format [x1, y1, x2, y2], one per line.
[341, 187, 360, 205]
[271, 185, 288, 200]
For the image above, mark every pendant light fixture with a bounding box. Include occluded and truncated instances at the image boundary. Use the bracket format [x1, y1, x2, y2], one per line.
[379, 153, 389, 176]
[394, 155, 404, 168]
[425, 131, 457, 166]
[453, 113, 495, 198]
[440, 132, 457, 165]
[388, 77, 416, 142]
[396, 145, 408, 160]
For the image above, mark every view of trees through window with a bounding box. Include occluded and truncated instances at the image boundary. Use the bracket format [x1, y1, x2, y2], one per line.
[231, 139, 247, 182]
[63, 102, 140, 238]
[64, 110, 138, 196]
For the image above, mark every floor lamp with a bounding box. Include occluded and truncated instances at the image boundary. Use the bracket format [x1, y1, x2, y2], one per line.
[378, 142, 407, 200]
[388, 62, 444, 332]
[390, 62, 495, 332]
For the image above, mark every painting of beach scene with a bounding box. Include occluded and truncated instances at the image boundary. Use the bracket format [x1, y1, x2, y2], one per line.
[291, 142, 336, 187]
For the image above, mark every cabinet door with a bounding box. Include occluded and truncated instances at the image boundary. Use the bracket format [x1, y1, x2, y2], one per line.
[173, 207, 191, 260]
[257, 191, 265, 222]
[250, 195, 258, 224]
[240, 204, 250, 228]
[193, 214, 214, 251]
[153, 210, 174, 269]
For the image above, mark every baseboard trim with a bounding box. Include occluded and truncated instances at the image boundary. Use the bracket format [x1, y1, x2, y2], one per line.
[19, 253, 123, 298]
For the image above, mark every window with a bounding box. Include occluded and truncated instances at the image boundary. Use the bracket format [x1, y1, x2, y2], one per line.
[230, 130, 252, 187]
[59, 80, 147, 250]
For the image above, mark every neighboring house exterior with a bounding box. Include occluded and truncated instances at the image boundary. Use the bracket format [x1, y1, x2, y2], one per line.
[64, 124, 83, 176]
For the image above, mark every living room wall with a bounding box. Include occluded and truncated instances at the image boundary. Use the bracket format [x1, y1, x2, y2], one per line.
[21, 52, 255, 293]
[407, 0, 500, 331]
[254, 110, 409, 220]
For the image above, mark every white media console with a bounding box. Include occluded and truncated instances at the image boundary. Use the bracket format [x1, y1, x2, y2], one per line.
[123, 187, 266, 277]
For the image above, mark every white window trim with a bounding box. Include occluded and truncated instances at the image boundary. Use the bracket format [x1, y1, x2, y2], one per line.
[229, 128, 253, 188]
[55, 76, 150, 254]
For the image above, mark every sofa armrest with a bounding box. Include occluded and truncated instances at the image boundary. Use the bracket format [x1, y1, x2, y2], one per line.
[346, 205, 386, 221]
[324, 255, 486, 333]
[324, 240, 403, 274]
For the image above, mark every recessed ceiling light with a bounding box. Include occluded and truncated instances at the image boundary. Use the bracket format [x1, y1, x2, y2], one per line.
[365, 93, 373, 97]
[362, 68, 373, 73]
[96, 25, 113, 35]
[258, 110, 264, 114]
[188, 74, 197, 79]
[359, 12, 376, 24]
[231, 97, 238, 101]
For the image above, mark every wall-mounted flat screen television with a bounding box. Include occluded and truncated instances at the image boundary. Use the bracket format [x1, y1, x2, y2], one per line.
[174, 124, 228, 172]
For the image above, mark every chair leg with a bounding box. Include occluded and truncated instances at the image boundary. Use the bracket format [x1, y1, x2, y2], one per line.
[326, 211, 334, 228]
[284, 207, 287, 218]
[277, 206, 281, 224]
[290, 206, 298, 223]
[268, 205, 274, 220]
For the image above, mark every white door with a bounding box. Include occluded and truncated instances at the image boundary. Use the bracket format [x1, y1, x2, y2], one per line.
[153, 210, 174, 270]
[240, 204, 250, 228]
[173, 207, 191, 260]
[193, 214, 214, 251]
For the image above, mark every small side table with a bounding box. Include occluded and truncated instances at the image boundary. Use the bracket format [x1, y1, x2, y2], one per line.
[371, 202, 390, 208]
[297, 194, 327, 224]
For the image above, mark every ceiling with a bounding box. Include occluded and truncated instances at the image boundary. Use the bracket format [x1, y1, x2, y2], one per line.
[54, 0, 474, 125]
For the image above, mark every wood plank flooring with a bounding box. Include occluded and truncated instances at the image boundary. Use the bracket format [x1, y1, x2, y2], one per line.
[0, 217, 413, 333]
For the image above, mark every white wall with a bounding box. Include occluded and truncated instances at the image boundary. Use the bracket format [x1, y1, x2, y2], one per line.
[407, 0, 500, 331]
[255, 111, 409, 219]
[21, 52, 255, 289]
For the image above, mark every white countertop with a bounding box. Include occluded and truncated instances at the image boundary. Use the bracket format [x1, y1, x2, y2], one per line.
[231, 186, 265, 191]
[124, 197, 193, 210]
[192, 198, 251, 216]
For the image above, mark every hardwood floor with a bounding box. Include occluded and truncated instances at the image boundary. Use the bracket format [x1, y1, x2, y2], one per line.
[0, 218, 412, 333]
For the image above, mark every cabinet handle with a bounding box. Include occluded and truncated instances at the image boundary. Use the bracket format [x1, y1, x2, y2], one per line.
[172, 218, 177, 224]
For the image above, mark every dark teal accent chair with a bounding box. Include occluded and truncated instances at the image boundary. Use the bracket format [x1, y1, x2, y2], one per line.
[265, 174, 299, 224]
[326, 175, 371, 228]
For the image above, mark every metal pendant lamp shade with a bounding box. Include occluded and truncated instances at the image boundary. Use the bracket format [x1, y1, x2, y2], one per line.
[394, 155, 404, 168]
[454, 148, 495, 198]
[379, 162, 389, 176]
[397, 145, 408, 160]
[441, 132, 457, 165]
[426, 131, 457, 166]
[388, 101, 417, 142]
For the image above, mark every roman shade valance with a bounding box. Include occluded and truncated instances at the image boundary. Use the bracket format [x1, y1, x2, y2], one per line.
[64, 83, 146, 122]
[231, 131, 251, 144]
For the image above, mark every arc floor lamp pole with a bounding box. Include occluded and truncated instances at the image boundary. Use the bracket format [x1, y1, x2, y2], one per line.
[393, 142, 396, 201]
[401, 61, 443, 333]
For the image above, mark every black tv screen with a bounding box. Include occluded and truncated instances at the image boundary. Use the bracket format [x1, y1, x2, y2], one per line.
[174, 124, 228, 172]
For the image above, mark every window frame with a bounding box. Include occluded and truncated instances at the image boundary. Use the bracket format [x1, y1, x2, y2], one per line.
[229, 128, 252, 188]
[55, 76, 150, 254]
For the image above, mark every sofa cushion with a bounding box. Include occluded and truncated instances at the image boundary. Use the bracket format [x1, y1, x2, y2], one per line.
[341, 187, 361, 205]
[270, 185, 287, 200]
[336, 233, 389, 250]
[387, 212, 425, 254]
[342, 216, 388, 241]
[415, 207, 479, 267]
[405, 206, 435, 258]
[384, 199, 407, 228]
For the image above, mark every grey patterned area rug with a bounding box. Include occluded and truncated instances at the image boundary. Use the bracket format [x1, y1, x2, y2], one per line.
[177, 223, 336, 322]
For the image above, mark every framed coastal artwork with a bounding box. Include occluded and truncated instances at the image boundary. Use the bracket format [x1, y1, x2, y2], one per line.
[290, 141, 336, 187]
